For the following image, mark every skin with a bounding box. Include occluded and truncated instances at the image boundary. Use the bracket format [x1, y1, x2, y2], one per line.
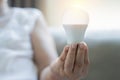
[0, 0, 10, 16]
[0, 0, 90, 80]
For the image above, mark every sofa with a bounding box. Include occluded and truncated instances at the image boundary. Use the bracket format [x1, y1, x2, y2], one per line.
[49, 26, 120, 80]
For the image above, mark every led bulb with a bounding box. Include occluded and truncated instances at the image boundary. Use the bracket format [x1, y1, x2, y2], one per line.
[63, 7, 89, 44]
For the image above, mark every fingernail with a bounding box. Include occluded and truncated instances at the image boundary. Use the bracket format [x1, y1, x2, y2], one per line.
[72, 44, 77, 48]
[65, 47, 69, 52]
[80, 43, 84, 49]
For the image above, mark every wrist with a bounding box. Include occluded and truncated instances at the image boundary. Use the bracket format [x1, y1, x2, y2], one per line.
[40, 66, 61, 80]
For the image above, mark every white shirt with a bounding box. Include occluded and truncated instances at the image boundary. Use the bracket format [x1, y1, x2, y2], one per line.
[0, 7, 40, 80]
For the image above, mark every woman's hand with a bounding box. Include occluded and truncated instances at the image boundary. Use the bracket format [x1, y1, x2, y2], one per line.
[50, 42, 90, 80]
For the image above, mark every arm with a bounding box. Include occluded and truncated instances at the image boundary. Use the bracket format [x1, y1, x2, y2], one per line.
[31, 11, 90, 80]
[31, 11, 58, 77]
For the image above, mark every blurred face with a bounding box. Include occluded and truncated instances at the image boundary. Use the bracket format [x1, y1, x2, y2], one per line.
[0, 0, 8, 5]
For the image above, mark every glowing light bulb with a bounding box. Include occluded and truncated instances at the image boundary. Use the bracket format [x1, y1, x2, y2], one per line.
[63, 7, 89, 44]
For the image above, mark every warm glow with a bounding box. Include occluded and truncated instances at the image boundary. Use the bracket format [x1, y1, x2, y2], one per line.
[43, 0, 120, 28]
[63, 6, 89, 25]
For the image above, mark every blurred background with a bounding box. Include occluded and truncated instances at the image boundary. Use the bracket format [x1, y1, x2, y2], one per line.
[8, 0, 120, 28]
[8, 0, 36, 8]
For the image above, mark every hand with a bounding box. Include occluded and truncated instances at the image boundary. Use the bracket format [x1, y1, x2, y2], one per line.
[50, 42, 90, 80]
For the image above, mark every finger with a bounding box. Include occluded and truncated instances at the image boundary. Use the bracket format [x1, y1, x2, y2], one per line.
[64, 44, 77, 75]
[59, 45, 69, 62]
[74, 42, 85, 74]
[81, 64, 89, 78]
[56, 45, 70, 76]
[81, 43, 90, 77]
[84, 43, 90, 65]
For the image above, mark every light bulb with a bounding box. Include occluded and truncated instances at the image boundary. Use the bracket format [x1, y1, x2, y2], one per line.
[63, 7, 89, 44]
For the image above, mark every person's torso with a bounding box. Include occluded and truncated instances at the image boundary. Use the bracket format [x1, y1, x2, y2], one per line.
[0, 7, 40, 80]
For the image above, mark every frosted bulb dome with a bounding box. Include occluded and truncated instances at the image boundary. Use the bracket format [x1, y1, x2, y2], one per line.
[63, 7, 89, 25]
